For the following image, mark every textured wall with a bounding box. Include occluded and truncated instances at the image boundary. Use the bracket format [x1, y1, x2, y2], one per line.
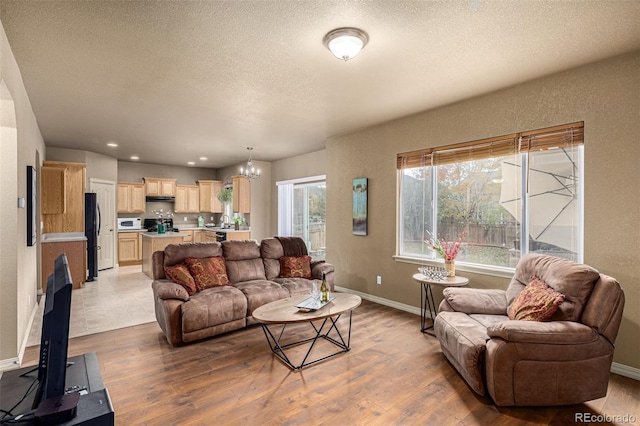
[327, 51, 640, 369]
[0, 20, 46, 365]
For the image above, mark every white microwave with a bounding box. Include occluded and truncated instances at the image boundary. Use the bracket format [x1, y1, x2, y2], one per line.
[118, 218, 142, 230]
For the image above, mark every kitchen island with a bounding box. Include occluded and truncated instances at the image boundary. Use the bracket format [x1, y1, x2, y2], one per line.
[141, 232, 185, 278]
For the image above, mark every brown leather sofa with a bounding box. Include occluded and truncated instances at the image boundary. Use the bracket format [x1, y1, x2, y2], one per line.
[151, 238, 335, 346]
[434, 254, 625, 406]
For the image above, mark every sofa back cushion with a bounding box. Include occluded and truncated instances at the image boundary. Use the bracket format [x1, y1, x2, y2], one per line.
[260, 238, 284, 279]
[222, 240, 266, 283]
[507, 254, 599, 321]
[163, 242, 223, 267]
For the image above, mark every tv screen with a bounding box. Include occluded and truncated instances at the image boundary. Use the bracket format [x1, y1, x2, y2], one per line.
[32, 253, 73, 409]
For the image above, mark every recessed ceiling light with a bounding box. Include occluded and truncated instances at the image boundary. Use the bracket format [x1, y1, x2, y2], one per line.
[107, 142, 118, 147]
[187, 161, 195, 165]
[199, 157, 208, 161]
[130, 156, 139, 160]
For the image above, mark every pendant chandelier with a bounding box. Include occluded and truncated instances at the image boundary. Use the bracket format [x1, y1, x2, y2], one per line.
[240, 146, 260, 179]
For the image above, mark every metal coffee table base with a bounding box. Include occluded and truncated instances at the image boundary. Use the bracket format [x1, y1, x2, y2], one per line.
[260, 311, 353, 370]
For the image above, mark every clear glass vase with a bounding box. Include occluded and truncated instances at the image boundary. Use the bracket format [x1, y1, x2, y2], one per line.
[444, 259, 455, 277]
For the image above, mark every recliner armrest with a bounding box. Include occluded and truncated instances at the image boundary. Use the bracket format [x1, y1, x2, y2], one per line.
[442, 288, 507, 314]
[487, 320, 598, 344]
[152, 280, 190, 302]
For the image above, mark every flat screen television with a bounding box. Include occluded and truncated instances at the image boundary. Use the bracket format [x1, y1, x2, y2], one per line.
[32, 253, 73, 409]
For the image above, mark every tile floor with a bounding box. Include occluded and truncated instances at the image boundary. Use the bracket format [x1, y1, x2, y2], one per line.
[27, 265, 156, 347]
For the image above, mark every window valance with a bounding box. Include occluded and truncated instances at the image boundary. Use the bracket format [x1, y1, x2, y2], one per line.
[397, 122, 584, 169]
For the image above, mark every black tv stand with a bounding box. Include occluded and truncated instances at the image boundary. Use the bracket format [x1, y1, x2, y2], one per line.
[0, 352, 114, 425]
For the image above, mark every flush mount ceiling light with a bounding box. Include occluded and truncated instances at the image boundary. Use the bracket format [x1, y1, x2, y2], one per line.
[323, 27, 369, 61]
[240, 147, 260, 179]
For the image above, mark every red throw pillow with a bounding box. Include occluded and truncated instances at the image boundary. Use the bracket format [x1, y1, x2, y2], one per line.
[279, 255, 312, 279]
[185, 256, 230, 290]
[164, 263, 197, 296]
[508, 275, 565, 321]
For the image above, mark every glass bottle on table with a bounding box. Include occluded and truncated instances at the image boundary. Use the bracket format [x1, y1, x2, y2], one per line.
[320, 272, 328, 303]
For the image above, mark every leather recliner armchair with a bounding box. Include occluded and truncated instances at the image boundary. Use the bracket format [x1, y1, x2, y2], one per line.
[434, 254, 625, 406]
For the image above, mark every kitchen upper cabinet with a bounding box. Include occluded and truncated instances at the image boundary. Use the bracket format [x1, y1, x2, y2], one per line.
[42, 161, 86, 233]
[175, 185, 200, 213]
[144, 177, 176, 197]
[232, 176, 251, 213]
[117, 182, 145, 213]
[41, 166, 66, 214]
[197, 180, 223, 213]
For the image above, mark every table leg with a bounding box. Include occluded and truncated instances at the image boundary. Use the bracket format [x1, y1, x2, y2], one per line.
[421, 282, 437, 336]
[260, 311, 354, 370]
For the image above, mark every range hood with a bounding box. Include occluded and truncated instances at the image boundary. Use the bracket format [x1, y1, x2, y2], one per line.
[146, 196, 175, 202]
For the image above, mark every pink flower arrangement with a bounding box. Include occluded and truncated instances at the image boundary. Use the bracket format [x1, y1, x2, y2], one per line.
[425, 230, 467, 261]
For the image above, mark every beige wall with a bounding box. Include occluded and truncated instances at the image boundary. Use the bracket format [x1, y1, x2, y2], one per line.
[327, 51, 640, 369]
[217, 160, 272, 242]
[48, 147, 118, 187]
[0, 19, 46, 365]
[270, 150, 327, 235]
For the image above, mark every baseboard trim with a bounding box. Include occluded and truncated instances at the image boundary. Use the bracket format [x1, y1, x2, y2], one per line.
[335, 286, 639, 382]
[0, 357, 20, 373]
[611, 362, 640, 381]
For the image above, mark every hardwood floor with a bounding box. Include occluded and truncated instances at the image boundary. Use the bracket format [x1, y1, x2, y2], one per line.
[22, 299, 639, 425]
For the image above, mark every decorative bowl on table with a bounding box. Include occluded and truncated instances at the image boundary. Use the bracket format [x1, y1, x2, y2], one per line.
[418, 266, 450, 281]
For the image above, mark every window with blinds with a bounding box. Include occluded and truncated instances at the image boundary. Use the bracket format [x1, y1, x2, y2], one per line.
[397, 122, 584, 269]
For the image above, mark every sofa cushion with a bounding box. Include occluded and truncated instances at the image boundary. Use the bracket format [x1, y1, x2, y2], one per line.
[273, 277, 317, 296]
[260, 238, 284, 279]
[164, 263, 197, 295]
[510, 254, 598, 321]
[508, 276, 565, 321]
[164, 242, 222, 267]
[223, 240, 267, 283]
[181, 286, 247, 333]
[185, 256, 231, 290]
[234, 280, 289, 316]
[279, 255, 312, 279]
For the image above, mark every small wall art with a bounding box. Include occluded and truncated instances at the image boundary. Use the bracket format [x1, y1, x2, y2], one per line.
[27, 166, 37, 246]
[352, 177, 368, 236]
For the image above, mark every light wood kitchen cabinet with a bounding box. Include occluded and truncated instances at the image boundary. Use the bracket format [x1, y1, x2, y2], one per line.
[175, 185, 200, 213]
[193, 230, 203, 243]
[180, 229, 194, 243]
[232, 176, 251, 213]
[202, 230, 218, 243]
[118, 231, 142, 266]
[144, 177, 176, 197]
[225, 231, 251, 241]
[42, 239, 86, 291]
[197, 180, 224, 213]
[42, 161, 85, 233]
[41, 166, 66, 214]
[117, 182, 145, 213]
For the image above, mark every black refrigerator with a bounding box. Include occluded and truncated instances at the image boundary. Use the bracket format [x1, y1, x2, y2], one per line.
[84, 193, 100, 281]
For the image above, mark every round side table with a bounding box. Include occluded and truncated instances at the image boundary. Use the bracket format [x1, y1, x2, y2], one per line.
[412, 273, 469, 336]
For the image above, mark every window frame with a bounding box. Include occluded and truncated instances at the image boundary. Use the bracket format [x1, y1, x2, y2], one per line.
[395, 123, 584, 276]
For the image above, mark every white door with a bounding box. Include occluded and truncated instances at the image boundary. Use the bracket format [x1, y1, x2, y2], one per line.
[90, 179, 116, 270]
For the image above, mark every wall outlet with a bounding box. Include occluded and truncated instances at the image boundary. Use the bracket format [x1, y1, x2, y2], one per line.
[376, 275, 382, 285]
[183, 216, 188, 221]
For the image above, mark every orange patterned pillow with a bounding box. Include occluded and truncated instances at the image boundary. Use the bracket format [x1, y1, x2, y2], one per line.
[279, 256, 312, 279]
[185, 256, 230, 290]
[508, 276, 565, 321]
[164, 263, 197, 296]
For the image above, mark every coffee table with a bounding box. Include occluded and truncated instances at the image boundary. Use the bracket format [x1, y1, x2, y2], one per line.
[252, 293, 361, 370]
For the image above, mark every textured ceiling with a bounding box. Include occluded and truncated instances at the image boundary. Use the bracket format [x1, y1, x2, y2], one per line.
[1, 0, 639, 168]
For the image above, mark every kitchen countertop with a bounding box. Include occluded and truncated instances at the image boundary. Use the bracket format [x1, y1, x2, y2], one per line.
[42, 232, 87, 242]
[140, 231, 185, 238]
[175, 226, 250, 233]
